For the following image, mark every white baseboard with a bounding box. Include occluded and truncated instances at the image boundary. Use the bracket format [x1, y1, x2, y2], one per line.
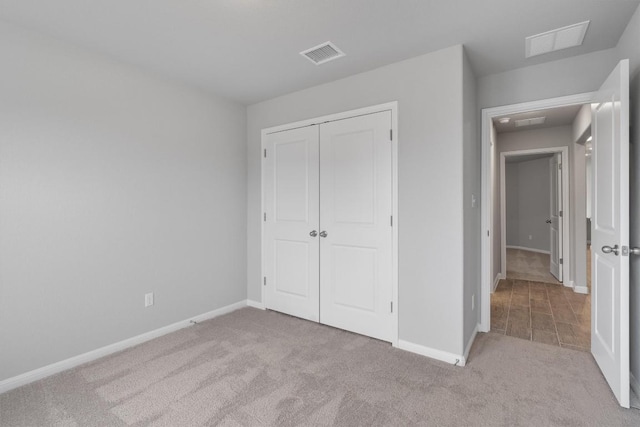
[506, 245, 550, 255]
[0, 300, 248, 395]
[572, 282, 589, 294]
[463, 324, 479, 364]
[493, 273, 505, 292]
[397, 340, 466, 367]
[246, 300, 265, 310]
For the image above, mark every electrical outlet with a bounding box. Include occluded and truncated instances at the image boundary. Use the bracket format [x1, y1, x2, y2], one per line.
[145, 293, 154, 307]
[472, 294, 475, 311]
[529, 235, 533, 240]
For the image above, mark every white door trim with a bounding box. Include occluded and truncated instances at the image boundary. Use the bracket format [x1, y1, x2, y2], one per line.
[499, 147, 570, 286]
[480, 93, 594, 332]
[260, 102, 399, 347]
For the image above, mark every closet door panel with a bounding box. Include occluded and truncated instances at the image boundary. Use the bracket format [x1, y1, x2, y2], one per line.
[319, 111, 393, 342]
[264, 126, 320, 322]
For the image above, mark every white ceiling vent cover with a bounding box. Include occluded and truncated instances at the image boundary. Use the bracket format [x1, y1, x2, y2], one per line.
[515, 117, 546, 127]
[300, 41, 345, 65]
[526, 21, 590, 58]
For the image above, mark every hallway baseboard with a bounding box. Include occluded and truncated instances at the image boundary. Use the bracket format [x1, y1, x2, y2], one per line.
[506, 245, 550, 255]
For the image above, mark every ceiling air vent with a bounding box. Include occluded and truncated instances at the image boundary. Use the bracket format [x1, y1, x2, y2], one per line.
[300, 41, 345, 65]
[515, 117, 546, 127]
[525, 21, 590, 58]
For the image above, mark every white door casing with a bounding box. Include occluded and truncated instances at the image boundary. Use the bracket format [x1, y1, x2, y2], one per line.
[263, 126, 320, 322]
[499, 148, 569, 287]
[549, 153, 563, 281]
[591, 59, 630, 408]
[319, 111, 394, 342]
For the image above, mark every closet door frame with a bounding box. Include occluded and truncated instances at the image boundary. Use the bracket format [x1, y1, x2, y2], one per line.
[260, 102, 399, 347]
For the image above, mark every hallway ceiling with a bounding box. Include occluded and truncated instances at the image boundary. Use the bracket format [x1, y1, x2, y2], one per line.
[1, 0, 638, 104]
[494, 105, 584, 133]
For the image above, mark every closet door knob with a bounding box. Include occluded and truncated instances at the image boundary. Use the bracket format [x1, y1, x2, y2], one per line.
[320, 231, 328, 238]
[309, 230, 318, 237]
[546, 219, 552, 224]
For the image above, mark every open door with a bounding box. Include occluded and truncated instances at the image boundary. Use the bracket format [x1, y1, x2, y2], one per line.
[591, 59, 630, 408]
[549, 153, 563, 281]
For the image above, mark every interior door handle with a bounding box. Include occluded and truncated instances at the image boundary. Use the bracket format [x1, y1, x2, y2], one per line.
[602, 245, 619, 256]
[630, 247, 640, 255]
[546, 219, 552, 224]
[319, 231, 328, 238]
[309, 230, 318, 237]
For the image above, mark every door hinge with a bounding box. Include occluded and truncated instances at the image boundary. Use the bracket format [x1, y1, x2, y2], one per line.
[263, 277, 267, 286]
[559, 210, 563, 217]
[390, 129, 393, 141]
[263, 212, 266, 221]
[487, 230, 490, 237]
[558, 163, 562, 170]
[390, 215, 393, 227]
[391, 301, 393, 313]
[559, 258, 563, 265]
[264, 149, 267, 158]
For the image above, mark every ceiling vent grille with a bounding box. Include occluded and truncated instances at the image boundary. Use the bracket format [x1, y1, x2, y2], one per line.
[525, 21, 590, 58]
[300, 41, 345, 65]
[515, 117, 546, 127]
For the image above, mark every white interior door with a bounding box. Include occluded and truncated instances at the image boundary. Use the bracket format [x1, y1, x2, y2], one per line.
[591, 59, 630, 408]
[264, 126, 320, 322]
[319, 111, 393, 342]
[549, 153, 563, 281]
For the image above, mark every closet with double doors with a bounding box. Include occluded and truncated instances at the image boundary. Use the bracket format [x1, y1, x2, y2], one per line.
[262, 107, 396, 343]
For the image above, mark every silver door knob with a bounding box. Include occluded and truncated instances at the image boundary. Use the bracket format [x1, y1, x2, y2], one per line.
[602, 245, 619, 255]
[309, 230, 318, 237]
[630, 247, 640, 255]
[546, 219, 552, 224]
[319, 231, 328, 238]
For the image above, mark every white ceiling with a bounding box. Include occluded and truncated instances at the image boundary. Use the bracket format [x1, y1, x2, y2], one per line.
[1, 0, 638, 105]
[494, 105, 584, 133]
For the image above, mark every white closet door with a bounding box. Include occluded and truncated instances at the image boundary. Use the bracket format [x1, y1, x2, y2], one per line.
[264, 126, 320, 322]
[319, 111, 393, 342]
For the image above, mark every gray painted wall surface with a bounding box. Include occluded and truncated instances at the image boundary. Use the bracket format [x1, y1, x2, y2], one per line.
[247, 46, 467, 355]
[505, 163, 520, 247]
[462, 50, 480, 349]
[505, 158, 551, 252]
[0, 22, 247, 381]
[478, 48, 621, 109]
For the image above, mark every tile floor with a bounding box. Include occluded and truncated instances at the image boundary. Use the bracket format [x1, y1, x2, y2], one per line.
[491, 279, 591, 351]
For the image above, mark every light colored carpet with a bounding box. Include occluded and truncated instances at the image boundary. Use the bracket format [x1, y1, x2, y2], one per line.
[507, 248, 562, 284]
[2, 307, 639, 426]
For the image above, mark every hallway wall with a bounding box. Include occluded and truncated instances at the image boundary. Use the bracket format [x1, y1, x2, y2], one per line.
[505, 157, 551, 252]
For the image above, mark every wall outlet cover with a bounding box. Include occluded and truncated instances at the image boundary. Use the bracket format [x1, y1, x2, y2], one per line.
[145, 293, 154, 307]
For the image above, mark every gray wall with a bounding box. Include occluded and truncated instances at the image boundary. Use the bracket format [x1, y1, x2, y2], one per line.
[0, 21, 247, 381]
[505, 163, 520, 247]
[462, 49, 480, 349]
[247, 45, 469, 356]
[478, 48, 621, 110]
[505, 158, 551, 252]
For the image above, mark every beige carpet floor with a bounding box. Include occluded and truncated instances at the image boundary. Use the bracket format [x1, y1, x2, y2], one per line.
[2, 307, 640, 426]
[506, 248, 562, 284]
